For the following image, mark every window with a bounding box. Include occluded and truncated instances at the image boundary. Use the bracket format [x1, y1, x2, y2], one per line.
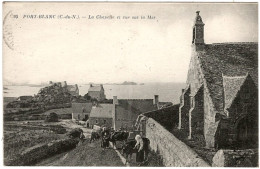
[104, 120, 106, 124]
[190, 96, 194, 107]
[95, 120, 98, 124]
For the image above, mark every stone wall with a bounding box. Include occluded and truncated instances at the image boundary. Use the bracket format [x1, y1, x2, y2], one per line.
[5, 138, 79, 166]
[145, 118, 209, 167]
[212, 149, 258, 167]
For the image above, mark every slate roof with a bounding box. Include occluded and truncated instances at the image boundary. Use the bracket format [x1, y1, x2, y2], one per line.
[118, 99, 157, 114]
[89, 104, 113, 118]
[72, 102, 92, 114]
[88, 85, 102, 92]
[198, 43, 258, 111]
[141, 104, 180, 131]
[223, 74, 247, 110]
[158, 102, 173, 109]
[44, 108, 73, 115]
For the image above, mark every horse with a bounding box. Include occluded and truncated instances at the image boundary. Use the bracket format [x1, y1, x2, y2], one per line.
[109, 131, 129, 149]
[122, 138, 150, 165]
[89, 130, 100, 143]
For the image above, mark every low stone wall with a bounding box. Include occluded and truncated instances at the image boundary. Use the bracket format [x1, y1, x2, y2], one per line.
[212, 149, 258, 167]
[146, 118, 209, 167]
[5, 138, 79, 166]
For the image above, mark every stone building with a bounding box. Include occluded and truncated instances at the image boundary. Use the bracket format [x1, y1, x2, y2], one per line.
[178, 11, 258, 148]
[88, 84, 106, 101]
[87, 95, 162, 130]
[112, 96, 158, 130]
[72, 102, 92, 121]
[17, 96, 33, 101]
[89, 104, 113, 128]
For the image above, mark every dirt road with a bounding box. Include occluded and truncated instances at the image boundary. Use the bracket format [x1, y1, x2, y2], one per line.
[35, 120, 124, 166]
[36, 139, 124, 166]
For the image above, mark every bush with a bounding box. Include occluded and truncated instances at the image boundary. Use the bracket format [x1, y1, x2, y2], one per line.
[45, 112, 59, 122]
[67, 128, 83, 138]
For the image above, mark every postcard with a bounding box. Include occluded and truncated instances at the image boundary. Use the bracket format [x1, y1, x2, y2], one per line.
[3, 2, 258, 167]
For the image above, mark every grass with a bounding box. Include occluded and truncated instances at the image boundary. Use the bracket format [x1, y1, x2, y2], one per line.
[48, 139, 124, 166]
[4, 121, 66, 165]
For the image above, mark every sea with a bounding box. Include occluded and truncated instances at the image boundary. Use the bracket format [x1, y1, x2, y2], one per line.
[3, 83, 186, 104]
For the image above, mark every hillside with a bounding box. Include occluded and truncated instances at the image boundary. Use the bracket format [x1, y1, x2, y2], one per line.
[36, 140, 124, 166]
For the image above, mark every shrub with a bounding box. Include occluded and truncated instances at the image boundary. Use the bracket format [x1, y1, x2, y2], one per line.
[45, 112, 59, 122]
[67, 128, 83, 138]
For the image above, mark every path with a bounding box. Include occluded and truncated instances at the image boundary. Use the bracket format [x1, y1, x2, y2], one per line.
[36, 139, 124, 166]
[36, 120, 125, 166]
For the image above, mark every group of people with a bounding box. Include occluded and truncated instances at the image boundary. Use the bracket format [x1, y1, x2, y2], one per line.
[91, 126, 148, 165]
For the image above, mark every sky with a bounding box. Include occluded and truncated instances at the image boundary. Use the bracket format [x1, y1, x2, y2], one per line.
[3, 3, 258, 85]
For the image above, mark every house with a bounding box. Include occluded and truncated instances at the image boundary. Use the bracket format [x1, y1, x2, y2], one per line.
[66, 84, 79, 96]
[112, 95, 160, 130]
[178, 11, 258, 148]
[17, 96, 33, 101]
[87, 94, 162, 130]
[72, 102, 92, 121]
[89, 104, 113, 128]
[88, 84, 106, 101]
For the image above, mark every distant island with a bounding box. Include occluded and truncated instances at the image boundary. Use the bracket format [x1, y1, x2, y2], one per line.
[121, 81, 137, 85]
[95, 81, 143, 85]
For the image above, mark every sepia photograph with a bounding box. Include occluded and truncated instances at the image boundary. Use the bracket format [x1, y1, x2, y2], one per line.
[2, 2, 258, 167]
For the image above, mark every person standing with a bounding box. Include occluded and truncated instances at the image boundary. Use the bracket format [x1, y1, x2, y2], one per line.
[133, 134, 144, 164]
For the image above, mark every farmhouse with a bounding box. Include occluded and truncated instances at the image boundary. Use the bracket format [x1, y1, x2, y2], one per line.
[88, 84, 106, 101]
[112, 96, 158, 130]
[87, 94, 164, 130]
[66, 84, 79, 96]
[89, 103, 113, 128]
[72, 102, 92, 121]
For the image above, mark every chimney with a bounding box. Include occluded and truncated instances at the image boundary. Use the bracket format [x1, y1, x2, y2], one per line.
[192, 11, 205, 51]
[154, 95, 159, 105]
[64, 81, 67, 86]
[49, 81, 53, 85]
[113, 96, 118, 105]
[90, 84, 93, 87]
[182, 89, 185, 93]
